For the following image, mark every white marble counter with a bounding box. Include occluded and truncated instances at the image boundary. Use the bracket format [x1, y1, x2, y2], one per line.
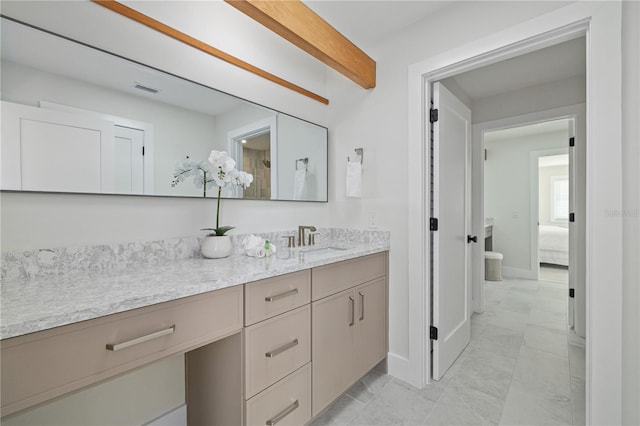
[1, 229, 389, 340]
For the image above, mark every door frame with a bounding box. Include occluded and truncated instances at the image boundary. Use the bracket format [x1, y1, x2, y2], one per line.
[530, 146, 570, 279]
[473, 106, 583, 313]
[406, 3, 623, 425]
[228, 116, 278, 199]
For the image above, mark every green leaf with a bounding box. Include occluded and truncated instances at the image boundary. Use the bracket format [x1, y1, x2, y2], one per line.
[201, 226, 235, 236]
[215, 226, 235, 236]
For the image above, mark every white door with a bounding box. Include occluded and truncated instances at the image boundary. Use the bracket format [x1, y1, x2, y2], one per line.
[1, 101, 115, 193]
[431, 82, 473, 380]
[114, 126, 144, 194]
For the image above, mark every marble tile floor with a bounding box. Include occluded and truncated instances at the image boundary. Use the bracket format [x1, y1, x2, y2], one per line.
[310, 269, 585, 426]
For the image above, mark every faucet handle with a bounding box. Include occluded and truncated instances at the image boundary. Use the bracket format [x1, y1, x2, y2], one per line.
[308, 232, 320, 246]
[282, 235, 296, 248]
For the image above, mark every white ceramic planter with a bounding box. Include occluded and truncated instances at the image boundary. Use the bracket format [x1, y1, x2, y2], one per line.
[201, 235, 232, 259]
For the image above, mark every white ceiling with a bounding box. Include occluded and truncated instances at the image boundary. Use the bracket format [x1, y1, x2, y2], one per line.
[304, 1, 585, 101]
[303, 0, 450, 49]
[449, 37, 586, 101]
[4, 3, 586, 112]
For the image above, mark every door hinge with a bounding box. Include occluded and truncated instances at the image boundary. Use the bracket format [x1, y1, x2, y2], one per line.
[569, 137, 575, 147]
[430, 326, 438, 340]
[569, 213, 575, 222]
[142, 146, 145, 156]
[569, 288, 575, 298]
[430, 218, 439, 231]
[430, 108, 439, 123]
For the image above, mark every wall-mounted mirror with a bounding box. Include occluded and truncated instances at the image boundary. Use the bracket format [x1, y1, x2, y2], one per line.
[0, 16, 328, 202]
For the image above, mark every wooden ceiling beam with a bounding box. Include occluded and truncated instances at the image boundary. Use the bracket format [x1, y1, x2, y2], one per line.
[225, 0, 376, 89]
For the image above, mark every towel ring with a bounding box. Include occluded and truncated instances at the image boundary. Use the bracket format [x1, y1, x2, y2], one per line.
[347, 148, 364, 165]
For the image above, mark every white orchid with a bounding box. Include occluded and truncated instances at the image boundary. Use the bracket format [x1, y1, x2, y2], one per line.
[171, 158, 216, 196]
[202, 150, 254, 236]
[171, 150, 254, 236]
[208, 150, 236, 173]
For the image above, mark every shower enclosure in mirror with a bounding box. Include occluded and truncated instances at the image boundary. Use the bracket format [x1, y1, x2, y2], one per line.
[0, 16, 328, 202]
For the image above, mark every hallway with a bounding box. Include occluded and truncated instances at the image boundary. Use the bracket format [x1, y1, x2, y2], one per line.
[310, 268, 585, 425]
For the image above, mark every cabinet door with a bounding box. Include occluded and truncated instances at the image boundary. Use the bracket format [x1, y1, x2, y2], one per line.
[311, 288, 354, 417]
[353, 278, 387, 380]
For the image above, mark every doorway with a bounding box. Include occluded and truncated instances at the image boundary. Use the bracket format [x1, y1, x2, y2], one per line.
[407, 4, 625, 423]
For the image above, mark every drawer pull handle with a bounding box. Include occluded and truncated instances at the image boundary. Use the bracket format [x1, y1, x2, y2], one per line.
[106, 326, 175, 351]
[265, 288, 299, 302]
[359, 291, 365, 321]
[265, 338, 299, 358]
[349, 296, 355, 326]
[266, 400, 299, 426]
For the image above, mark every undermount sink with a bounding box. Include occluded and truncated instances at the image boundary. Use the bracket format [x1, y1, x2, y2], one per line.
[301, 246, 349, 255]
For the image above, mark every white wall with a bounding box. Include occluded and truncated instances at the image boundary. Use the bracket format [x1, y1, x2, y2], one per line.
[472, 75, 586, 124]
[484, 130, 568, 276]
[621, 1, 640, 424]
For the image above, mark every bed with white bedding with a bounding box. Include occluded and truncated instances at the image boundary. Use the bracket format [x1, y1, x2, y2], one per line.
[539, 225, 569, 266]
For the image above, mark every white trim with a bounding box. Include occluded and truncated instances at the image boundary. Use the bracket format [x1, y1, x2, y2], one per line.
[407, 3, 622, 424]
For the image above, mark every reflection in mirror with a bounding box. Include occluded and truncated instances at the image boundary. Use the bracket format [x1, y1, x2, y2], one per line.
[240, 133, 272, 200]
[0, 16, 328, 202]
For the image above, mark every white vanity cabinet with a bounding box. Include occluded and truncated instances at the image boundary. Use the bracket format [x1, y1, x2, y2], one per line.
[311, 253, 388, 416]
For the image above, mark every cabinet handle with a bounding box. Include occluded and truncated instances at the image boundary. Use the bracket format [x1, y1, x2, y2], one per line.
[266, 400, 299, 426]
[106, 325, 175, 351]
[349, 296, 355, 326]
[265, 288, 298, 302]
[265, 338, 299, 358]
[359, 291, 365, 321]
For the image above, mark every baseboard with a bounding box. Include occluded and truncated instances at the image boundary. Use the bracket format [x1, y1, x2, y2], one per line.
[502, 266, 537, 280]
[145, 404, 187, 426]
[387, 352, 422, 388]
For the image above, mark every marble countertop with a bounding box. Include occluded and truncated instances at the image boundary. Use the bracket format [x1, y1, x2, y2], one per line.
[1, 235, 388, 340]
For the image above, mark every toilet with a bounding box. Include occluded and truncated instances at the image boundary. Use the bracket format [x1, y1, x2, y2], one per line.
[485, 251, 503, 281]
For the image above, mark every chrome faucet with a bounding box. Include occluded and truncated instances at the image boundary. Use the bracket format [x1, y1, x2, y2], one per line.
[298, 225, 317, 247]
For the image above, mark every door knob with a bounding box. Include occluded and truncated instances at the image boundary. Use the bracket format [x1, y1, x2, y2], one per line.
[467, 235, 478, 243]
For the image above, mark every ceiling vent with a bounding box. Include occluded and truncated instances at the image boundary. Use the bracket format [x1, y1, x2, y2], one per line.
[133, 82, 159, 94]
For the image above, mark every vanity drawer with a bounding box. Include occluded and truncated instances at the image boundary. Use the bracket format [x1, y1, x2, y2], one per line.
[245, 305, 311, 398]
[245, 270, 311, 325]
[312, 252, 386, 301]
[1, 286, 243, 417]
[245, 363, 311, 426]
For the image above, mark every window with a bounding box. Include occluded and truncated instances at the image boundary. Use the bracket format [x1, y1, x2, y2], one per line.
[551, 176, 569, 221]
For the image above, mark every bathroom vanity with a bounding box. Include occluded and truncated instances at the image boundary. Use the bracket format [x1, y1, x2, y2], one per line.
[0, 229, 389, 425]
